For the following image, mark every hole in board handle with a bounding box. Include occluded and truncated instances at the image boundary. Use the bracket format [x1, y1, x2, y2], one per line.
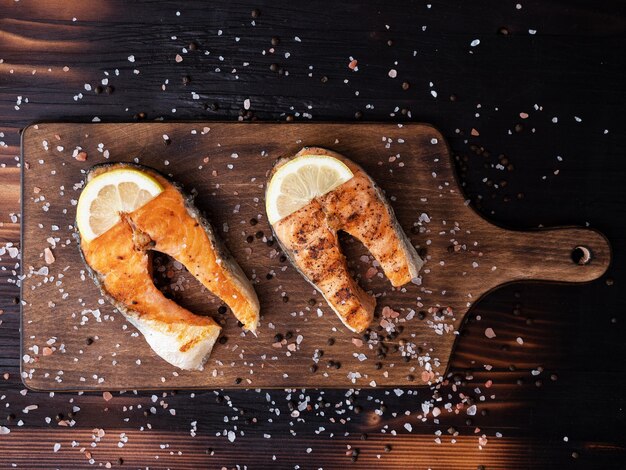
[571, 246, 592, 265]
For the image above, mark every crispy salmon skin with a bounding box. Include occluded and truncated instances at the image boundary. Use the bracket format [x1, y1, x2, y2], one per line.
[77, 163, 260, 370]
[268, 147, 423, 333]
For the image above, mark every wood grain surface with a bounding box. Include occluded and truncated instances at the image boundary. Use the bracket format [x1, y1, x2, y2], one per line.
[20, 122, 610, 391]
[1, 0, 625, 468]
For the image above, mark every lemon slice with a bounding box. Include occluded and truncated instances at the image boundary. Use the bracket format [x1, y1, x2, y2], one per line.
[266, 154, 354, 224]
[77, 168, 164, 241]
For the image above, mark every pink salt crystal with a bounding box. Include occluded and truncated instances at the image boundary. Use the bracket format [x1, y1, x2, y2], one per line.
[351, 338, 363, 347]
[44, 247, 55, 264]
[365, 267, 378, 279]
[272, 342, 282, 348]
[175, 54, 183, 63]
[421, 370, 431, 383]
[287, 343, 297, 352]
[33, 187, 41, 194]
[102, 391, 113, 401]
[42, 347, 53, 356]
[75, 151, 88, 162]
[484, 328, 496, 339]
[348, 59, 358, 70]
[471, 128, 480, 136]
[520, 112, 529, 119]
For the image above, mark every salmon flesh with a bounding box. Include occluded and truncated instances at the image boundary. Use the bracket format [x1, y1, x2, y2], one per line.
[78, 163, 260, 370]
[268, 147, 423, 333]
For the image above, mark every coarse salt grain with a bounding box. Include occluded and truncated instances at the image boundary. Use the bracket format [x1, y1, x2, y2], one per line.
[44, 247, 55, 264]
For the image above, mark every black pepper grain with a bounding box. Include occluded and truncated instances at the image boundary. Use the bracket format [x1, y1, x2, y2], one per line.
[271, 36, 280, 46]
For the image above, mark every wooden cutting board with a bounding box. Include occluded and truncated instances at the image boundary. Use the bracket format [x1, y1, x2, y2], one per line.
[20, 122, 611, 391]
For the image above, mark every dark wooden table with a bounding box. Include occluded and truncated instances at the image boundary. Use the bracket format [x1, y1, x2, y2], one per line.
[1, 1, 625, 468]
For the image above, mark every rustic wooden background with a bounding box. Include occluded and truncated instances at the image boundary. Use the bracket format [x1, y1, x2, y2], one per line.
[1, 0, 625, 468]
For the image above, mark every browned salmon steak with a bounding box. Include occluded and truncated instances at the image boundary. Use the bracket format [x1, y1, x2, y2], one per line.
[267, 147, 423, 333]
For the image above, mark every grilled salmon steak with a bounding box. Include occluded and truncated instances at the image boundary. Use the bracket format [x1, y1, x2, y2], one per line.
[267, 147, 423, 333]
[77, 163, 260, 370]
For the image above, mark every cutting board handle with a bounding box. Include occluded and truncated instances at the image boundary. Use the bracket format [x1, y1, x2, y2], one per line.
[494, 227, 611, 284]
